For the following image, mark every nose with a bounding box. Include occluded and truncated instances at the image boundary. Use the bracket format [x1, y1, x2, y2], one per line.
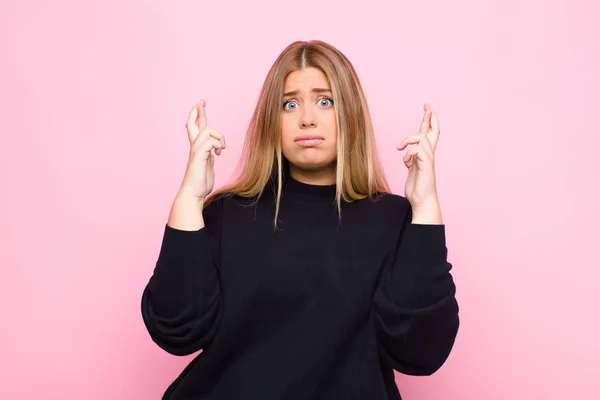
[300, 107, 317, 129]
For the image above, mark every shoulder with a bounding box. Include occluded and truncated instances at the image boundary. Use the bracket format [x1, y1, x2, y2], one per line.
[203, 191, 259, 219]
[360, 192, 411, 219]
[201, 191, 255, 237]
[371, 192, 410, 209]
[344, 192, 411, 231]
[201, 192, 233, 233]
[338, 193, 412, 247]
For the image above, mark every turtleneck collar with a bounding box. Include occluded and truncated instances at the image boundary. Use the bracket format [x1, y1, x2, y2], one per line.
[283, 173, 337, 201]
[263, 160, 337, 203]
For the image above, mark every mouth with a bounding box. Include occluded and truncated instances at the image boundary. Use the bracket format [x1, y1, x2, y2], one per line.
[294, 135, 325, 142]
[294, 136, 325, 147]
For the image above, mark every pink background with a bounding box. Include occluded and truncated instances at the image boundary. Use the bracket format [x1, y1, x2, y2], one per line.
[1, 0, 598, 398]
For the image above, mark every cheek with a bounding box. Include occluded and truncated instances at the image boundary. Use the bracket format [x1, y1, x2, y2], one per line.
[324, 109, 337, 128]
[280, 115, 295, 140]
[325, 114, 338, 141]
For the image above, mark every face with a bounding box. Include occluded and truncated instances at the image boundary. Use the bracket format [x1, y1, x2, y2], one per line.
[280, 67, 338, 180]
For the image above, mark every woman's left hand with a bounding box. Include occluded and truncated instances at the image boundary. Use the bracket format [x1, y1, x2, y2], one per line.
[397, 104, 442, 223]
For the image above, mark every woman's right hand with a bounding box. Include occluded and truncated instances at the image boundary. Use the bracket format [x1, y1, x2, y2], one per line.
[179, 100, 226, 201]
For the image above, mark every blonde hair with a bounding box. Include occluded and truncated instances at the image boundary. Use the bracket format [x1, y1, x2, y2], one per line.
[204, 40, 391, 228]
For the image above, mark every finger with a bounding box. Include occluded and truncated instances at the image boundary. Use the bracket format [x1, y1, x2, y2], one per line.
[398, 133, 434, 158]
[396, 133, 422, 150]
[193, 134, 224, 157]
[194, 127, 222, 145]
[418, 133, 434, 154]
[209, 129, 226, 150]
[202, 137, 224, 157]
[207, 152, 215, 172]
[196, 128, 226, 151]
[419, 107, 433, 134]
[209, 137, 224, 156]
[430, 109, 439, 132]
[403, 145, 417, 163]
[186, 105, 199, 134]
[403, 142, 432, 165]
[403, 146, 418, 168]
[403, 144, 427, 167]
[429, 111, 440, 150]
[197, 100, 208, 131]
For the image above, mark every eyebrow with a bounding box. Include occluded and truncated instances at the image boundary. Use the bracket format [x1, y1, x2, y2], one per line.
[283, 88, 332, 97]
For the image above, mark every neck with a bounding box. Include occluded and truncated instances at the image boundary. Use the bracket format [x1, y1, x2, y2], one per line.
[289, 164, 336, 186]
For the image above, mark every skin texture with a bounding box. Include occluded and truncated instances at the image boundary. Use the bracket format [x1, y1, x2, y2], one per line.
[280, 67, 338, 185]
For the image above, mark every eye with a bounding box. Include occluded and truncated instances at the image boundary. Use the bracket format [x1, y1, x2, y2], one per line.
[318, 97, 334, 107]
[283, 100, 298, 111]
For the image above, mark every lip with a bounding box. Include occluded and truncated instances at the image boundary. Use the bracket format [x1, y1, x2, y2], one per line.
[294, 135, 325, 148]
[295, 138, 324, 147]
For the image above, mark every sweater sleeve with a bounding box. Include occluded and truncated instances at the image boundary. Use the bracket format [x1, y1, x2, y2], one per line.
[372, 200, 459, 376]
[140, 198, 224, 356]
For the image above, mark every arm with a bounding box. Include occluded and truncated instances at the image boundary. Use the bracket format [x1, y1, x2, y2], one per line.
[140, 194, 224, 356]
[372, 199, 459, 376]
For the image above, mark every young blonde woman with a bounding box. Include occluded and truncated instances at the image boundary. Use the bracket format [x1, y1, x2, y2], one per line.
[141, 40, 459, 400]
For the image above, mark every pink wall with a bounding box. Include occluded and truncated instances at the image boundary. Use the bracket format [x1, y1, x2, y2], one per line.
[1, 0, 598, 398]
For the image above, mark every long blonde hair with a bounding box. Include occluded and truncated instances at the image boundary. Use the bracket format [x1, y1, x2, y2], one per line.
[205, 40, 391, 228]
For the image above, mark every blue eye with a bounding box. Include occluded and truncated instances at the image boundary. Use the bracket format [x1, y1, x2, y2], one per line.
[283, 101, 298, 110]
[283, 97, 334, 111]
[319, 97, 333, 107]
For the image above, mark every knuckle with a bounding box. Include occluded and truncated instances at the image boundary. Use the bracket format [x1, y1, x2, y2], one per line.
[199, 128, 210, 139]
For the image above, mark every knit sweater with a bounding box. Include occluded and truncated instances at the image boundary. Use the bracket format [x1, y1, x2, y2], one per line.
[141, 173, 459, 399]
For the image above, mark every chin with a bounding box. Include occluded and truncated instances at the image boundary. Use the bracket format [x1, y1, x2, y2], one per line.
[286, 157, 337, 172]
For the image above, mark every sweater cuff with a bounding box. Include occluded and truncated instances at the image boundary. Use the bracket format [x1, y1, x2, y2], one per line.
[156, 224, 213, 271]
[400, 224, 448, 266]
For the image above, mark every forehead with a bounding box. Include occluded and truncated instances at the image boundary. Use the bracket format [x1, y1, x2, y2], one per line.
[284, 67, 330, 91]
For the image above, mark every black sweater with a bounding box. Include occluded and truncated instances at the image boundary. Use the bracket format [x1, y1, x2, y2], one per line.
[141, 174, 459, 400]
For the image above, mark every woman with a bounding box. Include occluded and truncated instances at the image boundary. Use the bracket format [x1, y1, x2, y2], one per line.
[141, 40, 459, 400]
